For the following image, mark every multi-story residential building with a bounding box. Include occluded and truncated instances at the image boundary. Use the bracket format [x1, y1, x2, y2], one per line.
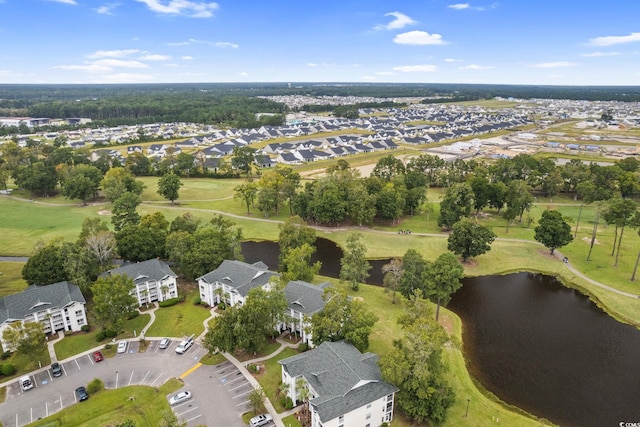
[279, 340, 398, 427]
[102, 259, 178, 306]
[0, 281, 86, 350]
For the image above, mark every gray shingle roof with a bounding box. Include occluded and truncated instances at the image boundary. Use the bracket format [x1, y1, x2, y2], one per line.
[102, 259, 177, 284]
[0, 281, 86, 324]
[284, 281, 330, 315]
[197, 260, 278, 297]
[279, 341, 397, 422]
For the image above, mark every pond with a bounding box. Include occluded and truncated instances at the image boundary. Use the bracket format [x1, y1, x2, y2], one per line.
[447, 273, 640, 427]
[242, 240, 640, 426]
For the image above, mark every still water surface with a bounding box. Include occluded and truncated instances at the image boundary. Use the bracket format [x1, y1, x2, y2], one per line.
[448, 273, 640, 427]
[241, 240, 640, 426]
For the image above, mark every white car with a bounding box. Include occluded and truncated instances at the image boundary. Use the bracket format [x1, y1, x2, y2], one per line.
[117, 340, 128, 354]
[19, 375, 34, 391]
[159, 338, 171, 349]
[169, 391, 192, 406]
[175, 335, 194, 354]
[249, 413, 273, 427]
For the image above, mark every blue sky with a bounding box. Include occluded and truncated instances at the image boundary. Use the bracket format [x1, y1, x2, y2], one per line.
[1, 0, 639, 85]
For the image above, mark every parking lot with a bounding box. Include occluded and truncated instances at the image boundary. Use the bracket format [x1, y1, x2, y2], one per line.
[0, 339, 252, 427]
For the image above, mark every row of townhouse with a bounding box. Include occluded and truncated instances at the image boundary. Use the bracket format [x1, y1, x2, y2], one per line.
[0, 257, 397, 427]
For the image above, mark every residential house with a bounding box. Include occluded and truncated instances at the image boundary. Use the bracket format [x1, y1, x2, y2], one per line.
[197, 260, 278, 307]
[0, 281, 87, 351]
[279, 340, 398, 427]
[102, 259, 178, 306]
[280, 281, 329, 346]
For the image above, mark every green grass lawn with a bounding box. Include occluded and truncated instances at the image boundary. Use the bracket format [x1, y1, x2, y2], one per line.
[144, 287, 211, 338]
[54, 314, 150, 361]
[252, 346, 299, 413]
[0, 261, 27, 297]
[26, 380, 182, 427]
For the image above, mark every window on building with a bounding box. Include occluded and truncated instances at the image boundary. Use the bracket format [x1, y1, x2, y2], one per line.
[77, 318, 85, 325]
[366, 413, 371, 420]
[366, 403, 372, 409]
[75, 310, 83, 316]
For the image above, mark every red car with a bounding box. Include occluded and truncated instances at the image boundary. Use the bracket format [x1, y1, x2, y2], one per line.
[92, 351, 104, 362]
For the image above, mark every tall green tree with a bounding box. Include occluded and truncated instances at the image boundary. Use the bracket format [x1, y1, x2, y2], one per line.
[399, 249, 428, 299]
[234, 180, 259, 214]
[14, 162, 58, 197]
[231, 146, 256, 177]
[438, 182, 474, 230]
[157, 172, 183, 204]
[1, 321, 46, 356]
[602, 195, 637, 266]
[379, 295, 455, 425]
[310, 287, 378, 352]
[111, 191, 141, 232]
[22, 239, 69, 285]
[505, 180, 534, 222]
[372, 154, 406, 182]
[382, 258, 403, 304]
[534, 210, 573, 255]
[280, 243, 321, 283]
[92, 273, 138, 332]
[447, 218, 496, 262]
[423, 252, 464, 321]
[61, 164, 102, 205]
[278, 216, 316, 270]
[100, 167, 145, 202]
[339, 232, 371, 291]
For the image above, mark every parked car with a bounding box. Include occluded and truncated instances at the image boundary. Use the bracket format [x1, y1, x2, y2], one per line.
[117, 340, 128, 354]
[249, 413, 273, 427]
[92, 351, 104, 362]
[175, 335, 194, 354]
[75, 386, 89, 401]
[51, 362, 63, 377]
[169, 391, 192, 406]
[19, 375, 34, 391]
[159, 338, 171, 349]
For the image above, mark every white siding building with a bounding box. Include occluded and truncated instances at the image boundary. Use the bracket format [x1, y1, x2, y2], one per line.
[279, 341, 397, 427]
[279, 280, 329, 346]
[197, 260, 278, 307]
[102, 259, 178, 306]
[0, 281, 87, 351]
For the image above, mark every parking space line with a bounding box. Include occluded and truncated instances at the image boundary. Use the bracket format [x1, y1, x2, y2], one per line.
[219, 370, 240, 381]
[87, 354, 94, 365]
[229, 381, 251, 391]
[179, 363, 202, 379]
[176, 406, 199, 417]
[232, 389, 253, 399]
[235, 399, 250, 407]
[141, 370, 151, 384]
[75, 359, 81, 370]
[224, 376, 246, 386]
[128, 371, 134, 386]
[115, 371, 119, 389]
[214, 364, 232, 374]
[186, 414, 202, 423]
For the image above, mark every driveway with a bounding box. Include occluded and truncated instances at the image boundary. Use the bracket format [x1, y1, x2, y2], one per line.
[0, 340, 249, 427]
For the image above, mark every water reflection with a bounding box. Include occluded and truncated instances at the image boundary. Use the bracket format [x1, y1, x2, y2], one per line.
[447, 273, 640, 427]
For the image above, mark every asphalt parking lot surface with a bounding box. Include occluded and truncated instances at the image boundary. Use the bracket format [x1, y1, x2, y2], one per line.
[0, 339, 252, 427]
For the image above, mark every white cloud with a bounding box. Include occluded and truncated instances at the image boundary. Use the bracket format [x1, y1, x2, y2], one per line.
[239, 72, 249, 77]
[55, 64, 112, 72]
[458, 64, 494, 70]
[393, 64, 438, 72]
[93, 59, 149, 68]
[135, 0, 218, 18]
[99, 73, 154, 83]
[375, 12, 417, 30]
[445, 58, 463, 62]
[529, 61, 577, 68]
[139, 54, 171, 61]
[215, 42, 239, 48]
[307, 63, 318, 67]
[581, 51, 621, 57]
[86, 49, 140, 59]
[375, 71, 396, 75]
[394, 30, 446, 45]
[182, 56, 194, 60]
[588, 32, 640, 47]
[448, 3, 470, 10]
[46, 0, 77, 4]
[179, 72, 206, 76]
[362, 76, 377, 81]
[96, 3, 119, 15]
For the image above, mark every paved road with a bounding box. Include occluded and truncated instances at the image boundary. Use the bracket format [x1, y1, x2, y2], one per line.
[0, 339, 250, 427]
